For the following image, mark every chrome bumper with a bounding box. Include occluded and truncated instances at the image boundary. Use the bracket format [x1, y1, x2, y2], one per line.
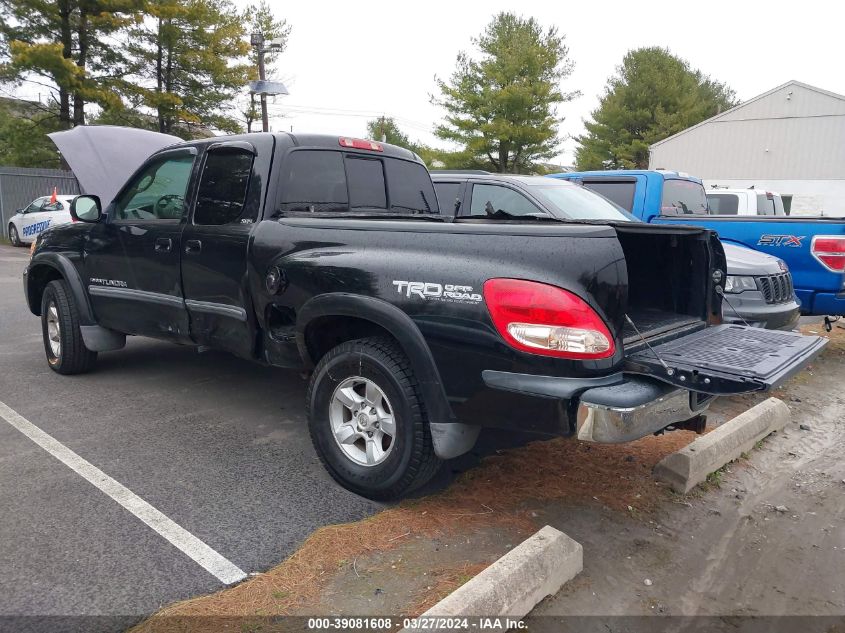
[576, 378, 710, 444]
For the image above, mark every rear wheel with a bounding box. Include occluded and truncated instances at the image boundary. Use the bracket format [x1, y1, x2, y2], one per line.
[306, 337, 440, 500]
[8, 224, 22, 247]
[41, 279, 97, 374]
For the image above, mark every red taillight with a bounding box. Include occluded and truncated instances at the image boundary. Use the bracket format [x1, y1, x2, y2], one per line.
[812, 235, 845, 272]
[483, 278, 615, 359]
[339, 137, 383, 152]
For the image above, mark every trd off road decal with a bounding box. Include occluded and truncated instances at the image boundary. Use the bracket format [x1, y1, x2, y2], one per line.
[393, 280, 482, 304]
[758, 234, 805, 247]
[21, 219, 51, 237]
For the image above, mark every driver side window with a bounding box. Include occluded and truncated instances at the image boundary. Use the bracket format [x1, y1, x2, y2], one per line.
[113, 154, 195, 221]
[24, 198, 46, 214]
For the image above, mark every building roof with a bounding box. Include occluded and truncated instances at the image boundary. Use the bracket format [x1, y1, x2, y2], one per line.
[650, 80, 845, 149]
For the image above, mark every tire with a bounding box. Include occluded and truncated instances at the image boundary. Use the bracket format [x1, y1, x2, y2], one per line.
[9, 224, 22, 247]
[306, 337, 441, 500]
[41, 279, 97, 374]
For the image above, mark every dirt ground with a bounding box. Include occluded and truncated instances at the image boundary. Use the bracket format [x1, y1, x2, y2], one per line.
[134, 325, 845, 631]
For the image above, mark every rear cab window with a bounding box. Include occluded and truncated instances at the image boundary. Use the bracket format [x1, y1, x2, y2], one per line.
[346, 156, 387, 210]
[384, 159, 437, 213]
[661, 179, 708, 215]
[581, 180, 636, 212]
[756, 193, 786, 216]
[280, 151, 348, 213]
[280, 149, 438, 215]
[707, 193, 740, 215]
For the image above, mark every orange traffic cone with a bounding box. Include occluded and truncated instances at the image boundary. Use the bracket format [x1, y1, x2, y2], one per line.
[50, 187, 57, 204]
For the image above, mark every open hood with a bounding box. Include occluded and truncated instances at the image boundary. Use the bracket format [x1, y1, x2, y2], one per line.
[49, 126, 183, 204]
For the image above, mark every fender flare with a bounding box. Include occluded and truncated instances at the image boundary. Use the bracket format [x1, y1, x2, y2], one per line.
[296, 293, 455, 427]
[26, 252, 95, 325]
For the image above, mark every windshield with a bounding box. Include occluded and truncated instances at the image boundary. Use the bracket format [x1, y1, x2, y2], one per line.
[529, 181, 635, 222]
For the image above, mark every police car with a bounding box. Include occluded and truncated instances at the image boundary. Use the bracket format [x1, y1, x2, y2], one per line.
[8, 193, 77, 246]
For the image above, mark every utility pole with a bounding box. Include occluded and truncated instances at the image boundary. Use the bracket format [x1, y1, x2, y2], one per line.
[251, 31, 269, 132]
[248, 33, 288, 133]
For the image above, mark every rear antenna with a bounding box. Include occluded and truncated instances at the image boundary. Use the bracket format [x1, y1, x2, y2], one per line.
[624, 314, 673, 376]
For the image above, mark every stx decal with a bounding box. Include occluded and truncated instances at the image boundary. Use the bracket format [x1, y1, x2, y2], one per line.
[758, 234, 805, 247]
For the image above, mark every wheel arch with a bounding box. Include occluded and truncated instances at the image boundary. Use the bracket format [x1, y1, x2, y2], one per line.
[26, 253, 95, 325]
[296, 293, 455, 426]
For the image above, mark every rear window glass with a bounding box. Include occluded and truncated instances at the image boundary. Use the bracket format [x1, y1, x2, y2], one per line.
[582, 180, 636, 211]
[707, 193, 739, 215]
[756, 193, 786, 216]
[280, 150, 348, 213]
[661, 180, 707, 215]
[385, 159, 438, 213]
[433, 182, 462, 215]
[345, 157, 387, 210]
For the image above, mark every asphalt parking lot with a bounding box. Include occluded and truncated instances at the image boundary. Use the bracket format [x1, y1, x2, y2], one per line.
[0, 245, 383, 628]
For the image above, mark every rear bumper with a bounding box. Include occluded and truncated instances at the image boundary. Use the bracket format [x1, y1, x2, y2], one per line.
[481, 370, 709, 444]
[798, 290, 845, 316]
[575, 377, 711, 443]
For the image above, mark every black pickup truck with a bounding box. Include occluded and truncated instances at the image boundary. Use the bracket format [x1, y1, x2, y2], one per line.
[24, 132, 825, 499]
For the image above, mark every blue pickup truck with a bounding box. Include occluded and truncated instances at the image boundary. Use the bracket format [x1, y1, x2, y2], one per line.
[550, 170, 845, 317]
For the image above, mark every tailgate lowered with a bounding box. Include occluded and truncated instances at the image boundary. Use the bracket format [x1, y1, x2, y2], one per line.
[624, 325, 827, 395]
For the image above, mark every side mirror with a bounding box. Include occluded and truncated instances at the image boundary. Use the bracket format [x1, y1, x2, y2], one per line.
[70, 195, 102, 223]
[15, 208, 24, 215]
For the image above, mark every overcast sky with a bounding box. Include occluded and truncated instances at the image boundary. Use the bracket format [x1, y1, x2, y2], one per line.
[10, 0, 843, 163]
[252, 0, 844, 164]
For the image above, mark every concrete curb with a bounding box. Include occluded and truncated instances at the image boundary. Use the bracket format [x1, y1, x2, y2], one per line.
[404, 526, 582, 631]
[654, 397, 790, 493]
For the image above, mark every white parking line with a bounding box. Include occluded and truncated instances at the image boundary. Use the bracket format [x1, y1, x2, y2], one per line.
[0, 400, 247, 585]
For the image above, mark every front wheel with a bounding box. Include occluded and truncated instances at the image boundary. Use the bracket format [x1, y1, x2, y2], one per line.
[306, 337, 440, 500]
[9, 224, 22, 247]
[41, 279, 97, 374]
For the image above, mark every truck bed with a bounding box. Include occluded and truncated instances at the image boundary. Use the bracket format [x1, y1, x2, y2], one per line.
[622, 308, 701, 344]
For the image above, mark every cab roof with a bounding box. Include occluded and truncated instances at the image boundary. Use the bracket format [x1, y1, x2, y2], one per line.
[552, 169, 703, 184]
[181, 132, 421, 162]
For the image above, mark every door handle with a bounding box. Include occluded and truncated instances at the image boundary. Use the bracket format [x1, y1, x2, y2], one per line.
[155, 237, 173, 253]
[185, 239, 202, 254]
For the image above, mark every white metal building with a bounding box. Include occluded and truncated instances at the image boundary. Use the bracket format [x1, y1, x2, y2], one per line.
[649, 81, 845, 216]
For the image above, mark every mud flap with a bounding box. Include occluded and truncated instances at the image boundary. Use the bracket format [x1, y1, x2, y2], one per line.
[624, 325, 827, 396]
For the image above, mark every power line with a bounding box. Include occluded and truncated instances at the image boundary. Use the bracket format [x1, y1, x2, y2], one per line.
[266, 103, 435, 132]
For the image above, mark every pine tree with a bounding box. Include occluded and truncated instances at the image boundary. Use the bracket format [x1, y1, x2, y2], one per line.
[432, 12, 578, 173]
[123, 0, 251, 136]
[0, 0, 139, 127]
[576, 47, 737, 170]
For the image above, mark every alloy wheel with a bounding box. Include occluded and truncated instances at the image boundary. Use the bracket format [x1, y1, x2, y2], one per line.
[46, 301, 61, 358]
[329, 376, 396, 466]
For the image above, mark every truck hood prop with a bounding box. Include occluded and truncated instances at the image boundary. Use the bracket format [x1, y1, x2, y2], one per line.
[49, 126, 183, 204]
